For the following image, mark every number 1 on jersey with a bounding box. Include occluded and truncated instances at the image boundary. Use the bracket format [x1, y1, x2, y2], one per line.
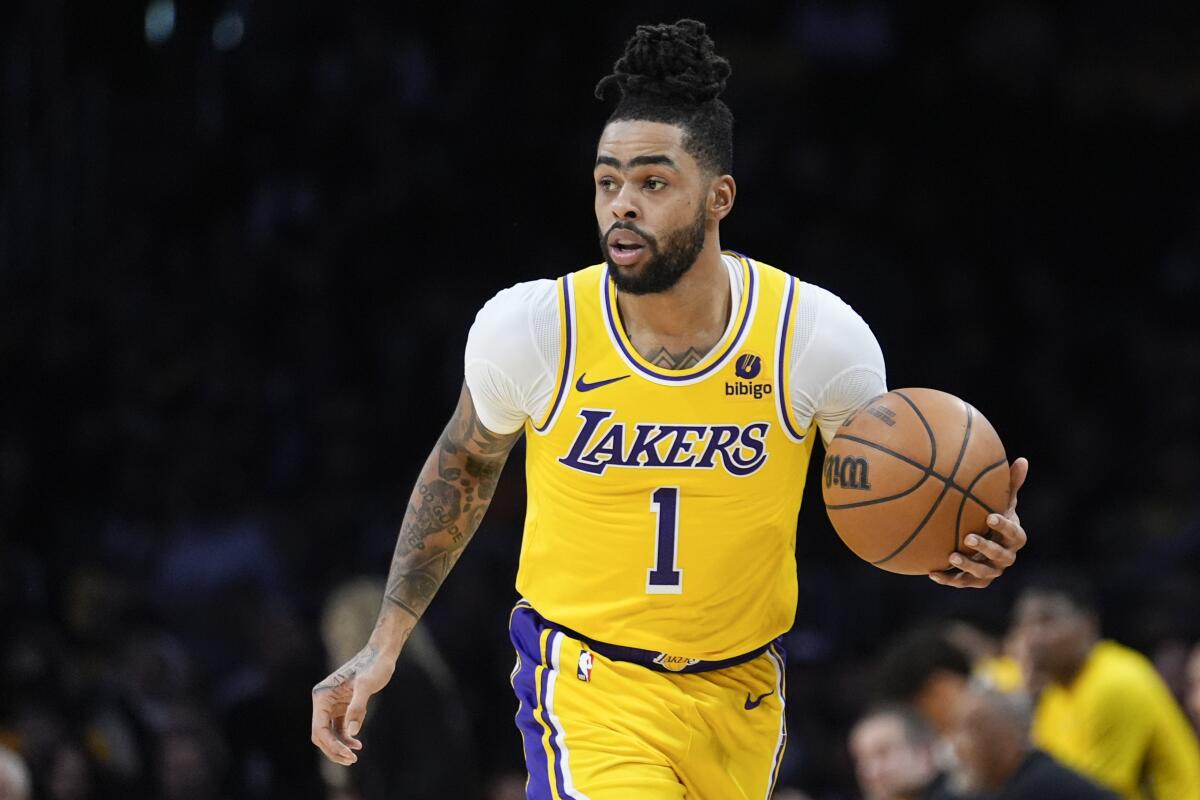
[647, 487, 683, 594]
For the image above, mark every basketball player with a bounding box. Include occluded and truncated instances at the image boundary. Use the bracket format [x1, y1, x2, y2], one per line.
[311, 19, 1030, 798]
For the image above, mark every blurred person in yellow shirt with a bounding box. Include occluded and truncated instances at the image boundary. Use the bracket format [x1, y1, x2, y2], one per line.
[1013, 571, 1200, 800]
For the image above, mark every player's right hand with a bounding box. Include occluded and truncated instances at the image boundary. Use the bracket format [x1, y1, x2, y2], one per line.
[311, 644, 396, 765]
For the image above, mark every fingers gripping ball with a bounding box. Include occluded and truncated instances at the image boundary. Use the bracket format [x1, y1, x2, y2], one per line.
[822, 388, 1010, 575]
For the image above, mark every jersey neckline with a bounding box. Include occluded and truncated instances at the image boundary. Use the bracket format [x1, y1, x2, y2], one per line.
[601, 252, 757, 384]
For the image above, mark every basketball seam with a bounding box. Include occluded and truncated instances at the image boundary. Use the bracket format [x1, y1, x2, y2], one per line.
[870, 400, 973, 566]
[953, 457, 1008, 552]
[823, 389, 936, 510]
[823, 434, 997, 512]
[823, 442, 930, 509]
[893, 390, 937, 468]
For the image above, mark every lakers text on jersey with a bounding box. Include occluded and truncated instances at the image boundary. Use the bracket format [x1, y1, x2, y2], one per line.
[519, 254, 814, 661]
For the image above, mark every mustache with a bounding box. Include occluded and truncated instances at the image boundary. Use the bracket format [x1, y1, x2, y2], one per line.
[602, 221, 658, 247]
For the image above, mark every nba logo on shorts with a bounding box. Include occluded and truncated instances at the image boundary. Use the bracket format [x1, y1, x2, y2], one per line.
[577, 649, 593, 682]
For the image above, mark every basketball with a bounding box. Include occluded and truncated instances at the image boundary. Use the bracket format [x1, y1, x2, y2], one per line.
[822, 388, 1010, 575]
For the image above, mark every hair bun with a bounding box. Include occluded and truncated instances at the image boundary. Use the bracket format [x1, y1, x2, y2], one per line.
[595, 19, 731, 105]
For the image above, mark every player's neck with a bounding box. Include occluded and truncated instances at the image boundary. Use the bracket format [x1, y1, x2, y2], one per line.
[615, 242, 731, 365]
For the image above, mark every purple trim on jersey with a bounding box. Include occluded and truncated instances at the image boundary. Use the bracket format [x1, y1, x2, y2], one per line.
[603, 257, 756, 382]
[766, 642, 788, 797]
[508, 605, 576, 799]
[775, 278, 807, 441]
[533, 276, 574, 433]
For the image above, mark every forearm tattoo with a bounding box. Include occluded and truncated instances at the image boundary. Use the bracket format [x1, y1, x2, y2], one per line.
[383, 387, 520, 621]
[313, 644, 379, 693]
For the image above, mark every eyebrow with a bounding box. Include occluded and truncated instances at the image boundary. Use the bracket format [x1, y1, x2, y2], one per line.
[594, 154, 678, 171]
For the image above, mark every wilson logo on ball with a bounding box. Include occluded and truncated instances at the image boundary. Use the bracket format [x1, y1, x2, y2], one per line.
[824, 455, 872, 490]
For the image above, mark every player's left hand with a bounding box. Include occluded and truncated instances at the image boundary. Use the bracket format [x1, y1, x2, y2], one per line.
[928, 457, 1028, 589]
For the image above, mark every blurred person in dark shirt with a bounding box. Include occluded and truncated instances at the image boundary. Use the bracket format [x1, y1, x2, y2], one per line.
[942, 684, 1116, 800]
[848, 705, 946, 800]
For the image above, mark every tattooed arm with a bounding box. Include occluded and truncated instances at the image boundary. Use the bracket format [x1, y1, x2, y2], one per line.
[311, 382, 522, 765]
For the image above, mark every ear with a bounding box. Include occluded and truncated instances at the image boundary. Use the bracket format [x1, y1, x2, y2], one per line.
[709, 175, 736, 220]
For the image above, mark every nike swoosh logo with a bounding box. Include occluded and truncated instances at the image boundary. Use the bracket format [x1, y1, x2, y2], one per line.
[744, 690, 774, 710]
[575, 373, 630, 392]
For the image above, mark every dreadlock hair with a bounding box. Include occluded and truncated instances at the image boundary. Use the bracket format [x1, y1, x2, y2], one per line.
[594, 19, 734, 175]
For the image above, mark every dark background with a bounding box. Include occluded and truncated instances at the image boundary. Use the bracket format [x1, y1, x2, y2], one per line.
[3, 2, 1199, 798]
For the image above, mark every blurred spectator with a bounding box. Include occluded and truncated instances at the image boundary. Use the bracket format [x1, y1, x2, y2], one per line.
[773, 790, 816, 800]
[1013, 570, 1200, 799]
[155, 714, 228, 800]
[874, 619, 1039, 796]
[0, 745, 31, 800]
[1188, 641, 1200, 734]
[484, 773, 527, 800]
[847, 705, 945, 800]
[874, 623, 974, 739]
[45, 740, 96, 800]
[218, 589, 325, 799]
[943, 684, 1116, 799]
[943, 619, 1024, 694]
[318, 578, 478, 800]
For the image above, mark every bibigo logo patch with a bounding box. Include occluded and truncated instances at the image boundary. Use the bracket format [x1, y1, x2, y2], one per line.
[726, 351, 773, 400]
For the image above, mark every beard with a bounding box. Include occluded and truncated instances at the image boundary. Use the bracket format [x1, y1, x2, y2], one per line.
[599, 207, 707, 295]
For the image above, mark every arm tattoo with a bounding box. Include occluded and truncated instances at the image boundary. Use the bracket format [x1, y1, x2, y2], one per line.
[313, 644, 378, 693]
[645, 346, 707, 370]
[383, 385, 520, 622]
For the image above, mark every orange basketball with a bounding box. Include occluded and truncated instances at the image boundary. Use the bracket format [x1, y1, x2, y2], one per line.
[821, 388, 1010, 575]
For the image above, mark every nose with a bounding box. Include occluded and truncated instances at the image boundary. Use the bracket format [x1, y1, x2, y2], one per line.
[610, 182, 640, 220]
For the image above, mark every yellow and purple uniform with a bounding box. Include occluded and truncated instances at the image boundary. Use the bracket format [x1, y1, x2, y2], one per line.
[466, 253, 886, 799]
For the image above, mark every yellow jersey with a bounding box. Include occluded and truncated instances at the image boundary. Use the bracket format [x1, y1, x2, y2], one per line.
[516, 255, 815, 661]
[1032, 640, 1200, 800]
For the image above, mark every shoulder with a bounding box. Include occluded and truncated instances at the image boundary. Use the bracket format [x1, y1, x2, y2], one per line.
[467, 276, 566, 376]
[1087, 641, 1160, 687]
[464, 278, 564, 433]
[1077, 641, 1167, 712]
[758, 267, 886, 440]
[789, 278, 885, 371]
[742, 257, 880, 353]
[796, 280, 875, 334]
[472, 278, 560, 328]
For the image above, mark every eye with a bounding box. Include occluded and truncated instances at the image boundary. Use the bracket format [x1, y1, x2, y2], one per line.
[597, 177, 617, 191]
[645, 177, 667, 191]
